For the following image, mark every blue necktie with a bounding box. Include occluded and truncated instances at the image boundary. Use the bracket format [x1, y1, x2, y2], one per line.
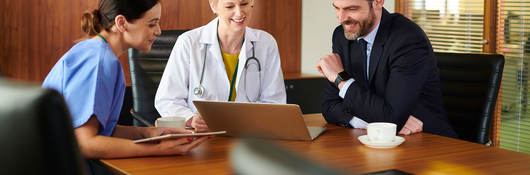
[359, 39, 368, 80]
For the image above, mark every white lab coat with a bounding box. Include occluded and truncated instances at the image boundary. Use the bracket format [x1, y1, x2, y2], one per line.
[155, 18, 286, 121]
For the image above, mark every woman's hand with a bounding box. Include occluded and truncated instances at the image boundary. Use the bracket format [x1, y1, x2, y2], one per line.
[154, 136, 210, 155]
[186, 114, 209, 132]
[142, 127, 193, 138]
[141, 126, 211, 156]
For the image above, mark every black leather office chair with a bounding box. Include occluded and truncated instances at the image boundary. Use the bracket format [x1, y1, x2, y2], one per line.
[118, 86, 134, 126]
[128, 30, 188, 126]
[435, 52, 504, 144]
[285, 77, 327, 114]
[0, 78, 86, 174]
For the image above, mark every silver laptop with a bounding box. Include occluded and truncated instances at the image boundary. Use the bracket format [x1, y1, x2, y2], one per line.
[193, 101, 326, 141]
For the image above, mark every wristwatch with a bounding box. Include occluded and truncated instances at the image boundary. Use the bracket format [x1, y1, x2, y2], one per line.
[334, 71, 351, 88]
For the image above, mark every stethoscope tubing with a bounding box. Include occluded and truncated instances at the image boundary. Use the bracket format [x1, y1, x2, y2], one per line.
[194, 41, 262, 102]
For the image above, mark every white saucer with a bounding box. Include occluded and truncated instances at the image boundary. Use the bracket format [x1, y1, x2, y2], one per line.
[357, 135, 405, 149]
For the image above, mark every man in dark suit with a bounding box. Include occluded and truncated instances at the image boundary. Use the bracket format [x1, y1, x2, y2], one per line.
[316, 0, 457, 138]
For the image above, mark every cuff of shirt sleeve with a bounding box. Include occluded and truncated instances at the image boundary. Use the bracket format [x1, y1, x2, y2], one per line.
[184, 114, 195, 123]
[349, 116, 368, 128]
[338, 78, 355, 98]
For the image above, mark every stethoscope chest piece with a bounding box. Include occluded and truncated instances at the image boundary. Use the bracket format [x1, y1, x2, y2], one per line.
[194, 85, 205, 97]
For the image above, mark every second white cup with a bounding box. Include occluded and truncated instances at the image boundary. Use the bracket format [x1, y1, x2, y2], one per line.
[366, 122, 396, 143]
[155, 116, 186, 129]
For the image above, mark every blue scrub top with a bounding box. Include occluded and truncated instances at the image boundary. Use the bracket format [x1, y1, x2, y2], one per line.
[42, 39, 125, 136]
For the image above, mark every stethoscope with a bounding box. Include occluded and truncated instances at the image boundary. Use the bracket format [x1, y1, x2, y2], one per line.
[193, 41, 262, 102]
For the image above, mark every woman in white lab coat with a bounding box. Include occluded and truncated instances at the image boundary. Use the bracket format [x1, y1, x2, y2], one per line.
[155, 0, 286, 132]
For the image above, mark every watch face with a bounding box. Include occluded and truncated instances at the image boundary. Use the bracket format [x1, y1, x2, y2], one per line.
[338, 72, 345, 79]
[339, 72, 350, 80]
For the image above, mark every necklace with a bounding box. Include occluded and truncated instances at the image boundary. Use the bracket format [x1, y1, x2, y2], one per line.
[97, 34, 108, 43]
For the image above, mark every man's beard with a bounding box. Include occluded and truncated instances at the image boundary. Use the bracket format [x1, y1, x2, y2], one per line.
[342, 9, 376, 40]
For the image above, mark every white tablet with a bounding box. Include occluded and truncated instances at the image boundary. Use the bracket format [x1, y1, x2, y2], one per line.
[133, 131, 227, 143]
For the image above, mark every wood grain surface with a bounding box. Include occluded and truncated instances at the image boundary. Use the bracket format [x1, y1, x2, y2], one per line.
[0, 0, 301, 84]
[101, 114, 530, 175]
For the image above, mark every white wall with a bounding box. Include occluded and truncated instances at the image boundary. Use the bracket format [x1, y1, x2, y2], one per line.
[301, 0, 395, 75]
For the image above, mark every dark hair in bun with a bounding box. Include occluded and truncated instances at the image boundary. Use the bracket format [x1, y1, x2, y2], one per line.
[80, 0, 160, 36]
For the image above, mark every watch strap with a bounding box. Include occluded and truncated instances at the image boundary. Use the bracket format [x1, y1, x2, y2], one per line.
[334, 71, 350, 87]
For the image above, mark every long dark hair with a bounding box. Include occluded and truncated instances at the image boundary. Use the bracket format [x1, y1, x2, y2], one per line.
[81, 0, 160, 36]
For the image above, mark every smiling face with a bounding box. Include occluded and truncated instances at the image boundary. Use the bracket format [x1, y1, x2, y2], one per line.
[210, 0, 253, 33]
[122, 3, 162, 51]
[333, 0, 377, 40]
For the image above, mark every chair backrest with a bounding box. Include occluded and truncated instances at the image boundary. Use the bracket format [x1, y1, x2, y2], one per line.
[285, 77, 327, 114]
[435, 52, 504, 144]
[128, 30, 187, 126]
[0, 78, 86, 174]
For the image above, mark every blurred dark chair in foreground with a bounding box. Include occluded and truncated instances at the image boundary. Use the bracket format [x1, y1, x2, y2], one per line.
[231, 138, 345, 175]
[128, 30, 188, 126]
[0, 78, 86, 174]
[435, 52, 504, 144]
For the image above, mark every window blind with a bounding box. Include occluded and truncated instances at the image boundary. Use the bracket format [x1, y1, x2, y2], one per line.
[496, 0, 530, 153]
[402, 0, 484, 53]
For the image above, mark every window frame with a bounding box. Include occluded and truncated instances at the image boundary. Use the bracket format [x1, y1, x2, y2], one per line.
[396, 0, 496, 53]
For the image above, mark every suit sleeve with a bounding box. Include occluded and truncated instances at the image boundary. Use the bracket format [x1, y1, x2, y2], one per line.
[349, 29, 433, 131]
[321, 26, 355, 127]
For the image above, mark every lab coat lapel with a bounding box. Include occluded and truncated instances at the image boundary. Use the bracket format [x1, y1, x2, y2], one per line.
[202, 18, 224, 70]
[201, 18, 231, 95]
[235, 28, 257, 93]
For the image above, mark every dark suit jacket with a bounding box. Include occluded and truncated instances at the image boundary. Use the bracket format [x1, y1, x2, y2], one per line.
[322, 9, 457, 138]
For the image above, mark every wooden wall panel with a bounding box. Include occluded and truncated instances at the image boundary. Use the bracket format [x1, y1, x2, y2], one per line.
[0, 0, 301, 84]
[0, 0, 98, 82]
[160, 0, 214, 29]
[250, 0, 302, 74]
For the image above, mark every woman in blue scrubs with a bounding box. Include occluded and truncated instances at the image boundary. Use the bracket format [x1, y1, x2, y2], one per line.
[42, 0, 208, 159]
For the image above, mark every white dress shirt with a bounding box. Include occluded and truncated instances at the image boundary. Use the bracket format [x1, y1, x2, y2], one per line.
[338, 22, 381, 128]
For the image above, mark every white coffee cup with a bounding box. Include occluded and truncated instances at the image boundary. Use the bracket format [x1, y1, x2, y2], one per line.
[155, 117, 186, 129]
[366, 122, 396, 143]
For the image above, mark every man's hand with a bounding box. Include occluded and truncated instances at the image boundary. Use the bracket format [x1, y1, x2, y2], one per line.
[316, 53, 345, 83]
[186, 114, 209, 132]
[398, 115, 423, 135]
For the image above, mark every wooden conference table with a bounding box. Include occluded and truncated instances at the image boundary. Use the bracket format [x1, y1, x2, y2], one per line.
[101, 114, 530, 175]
